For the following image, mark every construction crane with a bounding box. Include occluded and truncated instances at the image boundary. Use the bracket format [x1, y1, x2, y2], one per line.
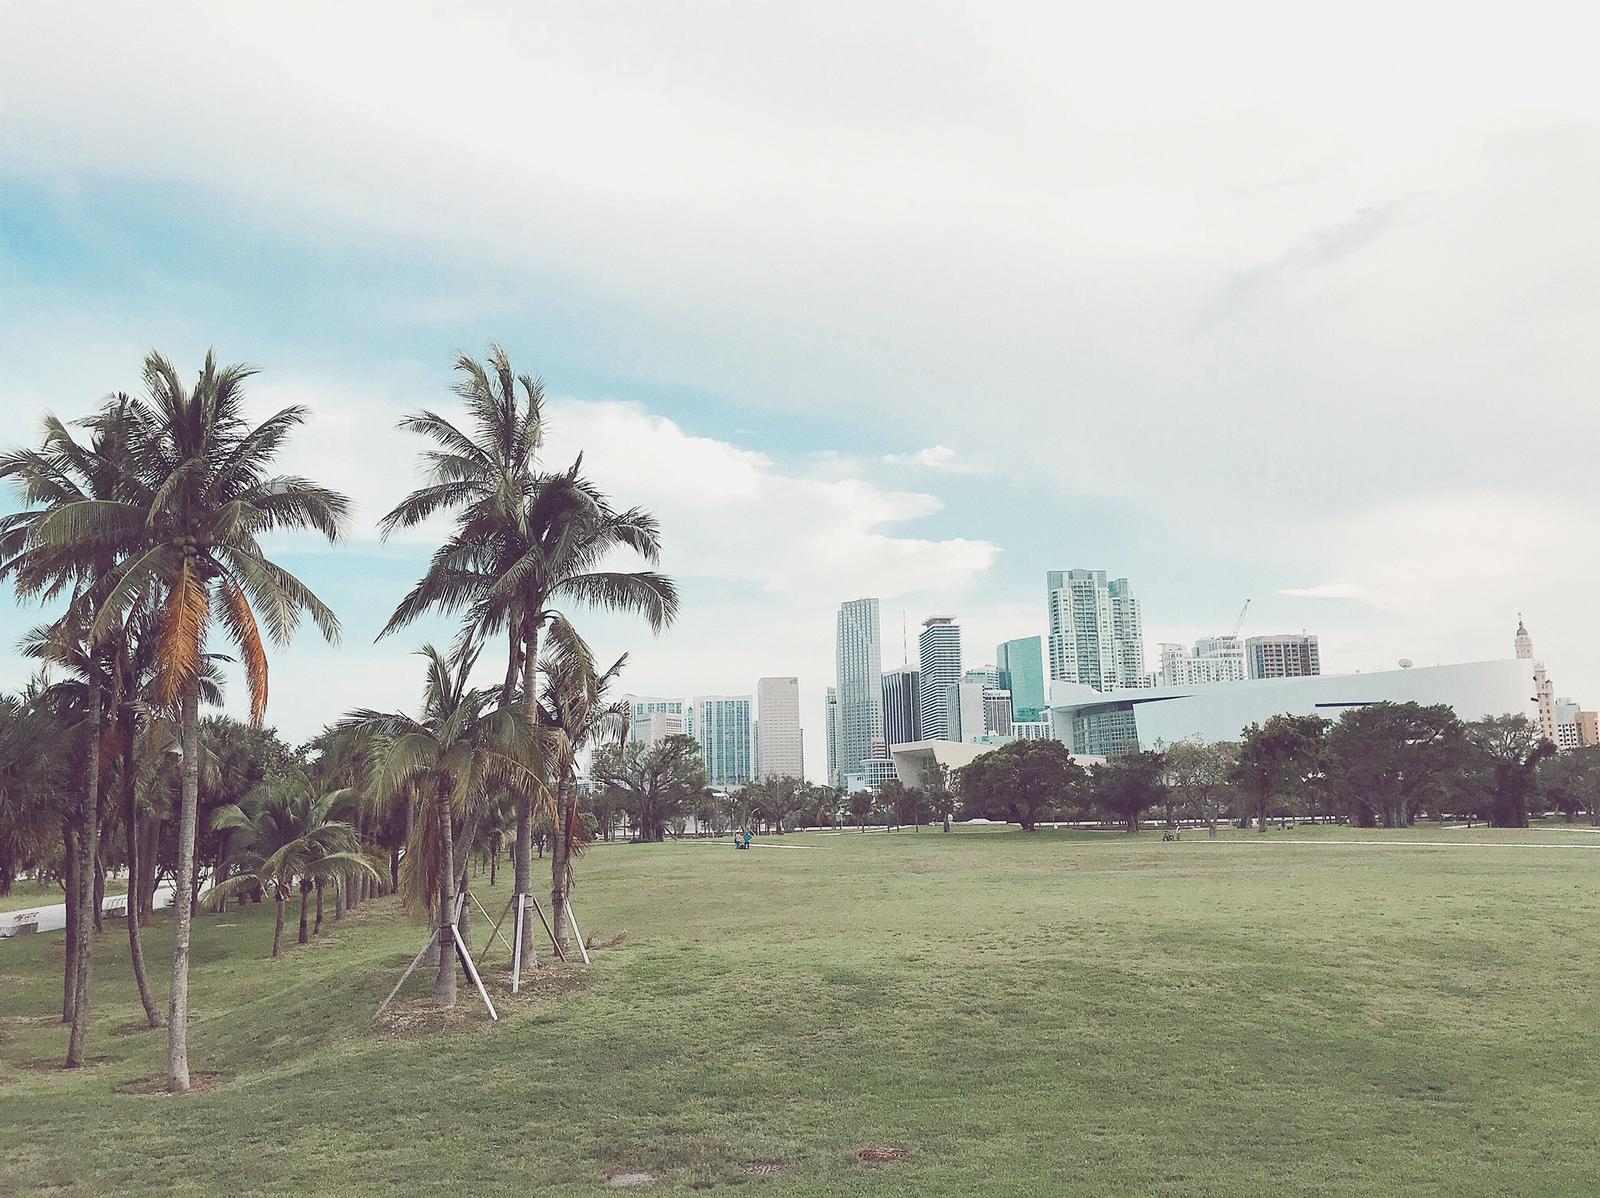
[1231, 599, 1251, 639]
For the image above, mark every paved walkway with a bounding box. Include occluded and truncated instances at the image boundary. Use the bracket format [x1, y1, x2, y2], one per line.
[2, 885, 175, 938]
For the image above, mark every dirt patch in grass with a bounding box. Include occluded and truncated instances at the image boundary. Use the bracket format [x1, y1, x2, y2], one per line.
[590, 930, 628, 950]
[856, 1145, 907, 1164]
[113, 1019, 163, 1036]
[115, 1071, 228, 1095]
[741, 1159, 785, 1176]
[16, 1053, 118, 1072]
[605, 1171, 656, 1188]
[371, 996, 494, 1038]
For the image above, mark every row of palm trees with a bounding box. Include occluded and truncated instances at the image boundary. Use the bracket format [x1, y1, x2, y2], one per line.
[0, 344, 675, 1089]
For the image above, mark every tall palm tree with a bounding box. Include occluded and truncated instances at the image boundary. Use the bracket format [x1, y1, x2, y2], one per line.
[208, 774, 376, 958]
[1, 399, 138, 1064]
[339, 643, 540, 1007]
[535, 638, 629, 957]
[379, 350, 676, 975]
[20, 351, 349, 1092]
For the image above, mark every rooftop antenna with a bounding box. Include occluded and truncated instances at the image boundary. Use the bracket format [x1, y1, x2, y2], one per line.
[902, 609, 908, 666]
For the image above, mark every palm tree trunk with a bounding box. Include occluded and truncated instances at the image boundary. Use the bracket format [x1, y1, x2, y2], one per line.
[314, 879, 325, 936]
[138, 813, 159, 926]
[124, 732, 162, 1027]
[513, 624, 538, 978]
[297, 881, 310, 944]
[333, 875, 345, 922]
[62, 822, 79, 1023]
[550, 776, 571, 958]
[433, 784, 458, 1008]
[272, 892, 285, 957]
[68, 668, 102, 1068]
[166, 678, 201, 1093]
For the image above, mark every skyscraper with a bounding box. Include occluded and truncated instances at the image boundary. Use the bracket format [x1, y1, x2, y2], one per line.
[1245, 634, 1321, 680]
[918, 616, 962, 740]
[835, 598, 883, 786]
[624, 696, 691, 743]
[756, 676, 803, 781]
[881, 666, 921, 747]
[693, 695, 754, 789]
[1047, 570, 1146, 692]
[996, 636, 1046, 719]
[824, 687, 840, 788]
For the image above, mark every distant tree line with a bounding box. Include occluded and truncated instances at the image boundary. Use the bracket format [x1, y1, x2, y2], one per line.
[945, 704, 1593, 833]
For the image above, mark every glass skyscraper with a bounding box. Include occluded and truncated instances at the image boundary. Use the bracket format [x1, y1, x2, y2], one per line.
[834, 598, 883, 787]
[996, 636, 1046, 720]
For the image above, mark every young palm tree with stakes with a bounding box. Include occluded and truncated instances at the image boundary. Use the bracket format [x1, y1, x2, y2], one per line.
[21, 352, 349, 1092]
[378, 348, 676, 978]
[339, 643, 542, 1007]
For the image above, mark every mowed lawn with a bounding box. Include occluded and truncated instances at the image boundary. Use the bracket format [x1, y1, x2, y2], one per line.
[2, 826, 1598, 1196]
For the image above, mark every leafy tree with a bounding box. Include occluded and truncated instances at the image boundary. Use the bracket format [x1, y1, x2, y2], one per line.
[1326, 703, 1465, 827]
[957, 738, 1087, 831]
[590, 734, 708, 843]
[848, 789, 875, 830]
[1163, 740, 1236, 833]
[1091, 749, 1168, 833]
[1463, 714, 1555, 827]
[1233, 714, 1328, 832]
[1540, 746, 1600, 825]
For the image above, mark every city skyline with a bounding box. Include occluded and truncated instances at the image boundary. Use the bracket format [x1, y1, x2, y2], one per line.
[4, 7, 1597, 786]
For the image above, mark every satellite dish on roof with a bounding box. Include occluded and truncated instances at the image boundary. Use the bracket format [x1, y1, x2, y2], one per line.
[1399, 658, 1414, 669]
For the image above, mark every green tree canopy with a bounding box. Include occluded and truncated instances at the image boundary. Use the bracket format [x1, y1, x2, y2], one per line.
[957, 738, 1087, 831]
[590, 734, 708, 843]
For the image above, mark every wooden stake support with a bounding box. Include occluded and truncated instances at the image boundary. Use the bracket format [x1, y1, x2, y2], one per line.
[566, 900, 591, 965]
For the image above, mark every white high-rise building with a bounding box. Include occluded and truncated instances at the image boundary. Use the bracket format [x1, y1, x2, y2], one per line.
[1246, 634, 1321, 679]
[1047, 570, 1146, 692]
[835, 598, 884, 786]
[881, 667, 920, 748]
[945, 681, 988, 743]
[918, 616, 962, 740]
[694, 695, 754, 789]
[1153, 636, 1248, 687]
[631, 710, 684, 746]
[624, 696, 692, 743]
[756, 676, 803, 781]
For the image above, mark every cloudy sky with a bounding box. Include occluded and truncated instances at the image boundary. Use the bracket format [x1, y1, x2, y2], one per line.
[2, 2, 1596, 777]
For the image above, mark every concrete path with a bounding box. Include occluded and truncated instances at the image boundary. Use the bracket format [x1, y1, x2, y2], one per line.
[2, 885, 175, 938]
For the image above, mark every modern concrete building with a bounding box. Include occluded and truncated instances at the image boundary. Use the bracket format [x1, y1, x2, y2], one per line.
[835, 598, 884, 787]
[1246, 634, 1321, 679]
[984, 687, 1014, 738]
[945, 680, 986, 743]
[918, 616, 962, 740]
[1047, 569, 1146, 692]
[1050, 658, 1538, 758]
[694, 695, 755, 789]
[997, 635, 1047, 719]
[756, 676, 803, 781]
[1009, 719, 1052, 740]
[963, 664, 1000, 687]
[630, 710, 684, 746]
[881, 666, 921, 748]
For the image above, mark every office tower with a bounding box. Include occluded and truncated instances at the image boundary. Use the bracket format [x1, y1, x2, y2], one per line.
[1046, 569, 1149, 692]
[963, 665, 1000, 687]
[997, 636, 1047, 719]
[756, 677, 803, 781]
[1245, 634, 1321, 680]
[945, 680, 988, 743]
[824, 686, 840, 788]
[694, 695, 754, 789]
[881, 666, 921, 747]
[835, 598, 884, 785]
[984, 688, 1014, 737]
[918, 616, 962, 740]
[624, 696, 690, 743]
[631, 710, 684, 746]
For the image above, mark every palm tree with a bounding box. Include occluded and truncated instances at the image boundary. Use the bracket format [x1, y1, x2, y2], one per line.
[339, 644, 540, 1007]
[379, 350, 676, 975]
[20, 352, 349, 1092]
[208, 774, 376, 958]
[535, 638, 628, 957]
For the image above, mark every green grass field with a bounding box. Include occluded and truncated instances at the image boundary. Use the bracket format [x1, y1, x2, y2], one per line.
[3, 825, 1598, 1195]
[0, 877, 126, 914]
